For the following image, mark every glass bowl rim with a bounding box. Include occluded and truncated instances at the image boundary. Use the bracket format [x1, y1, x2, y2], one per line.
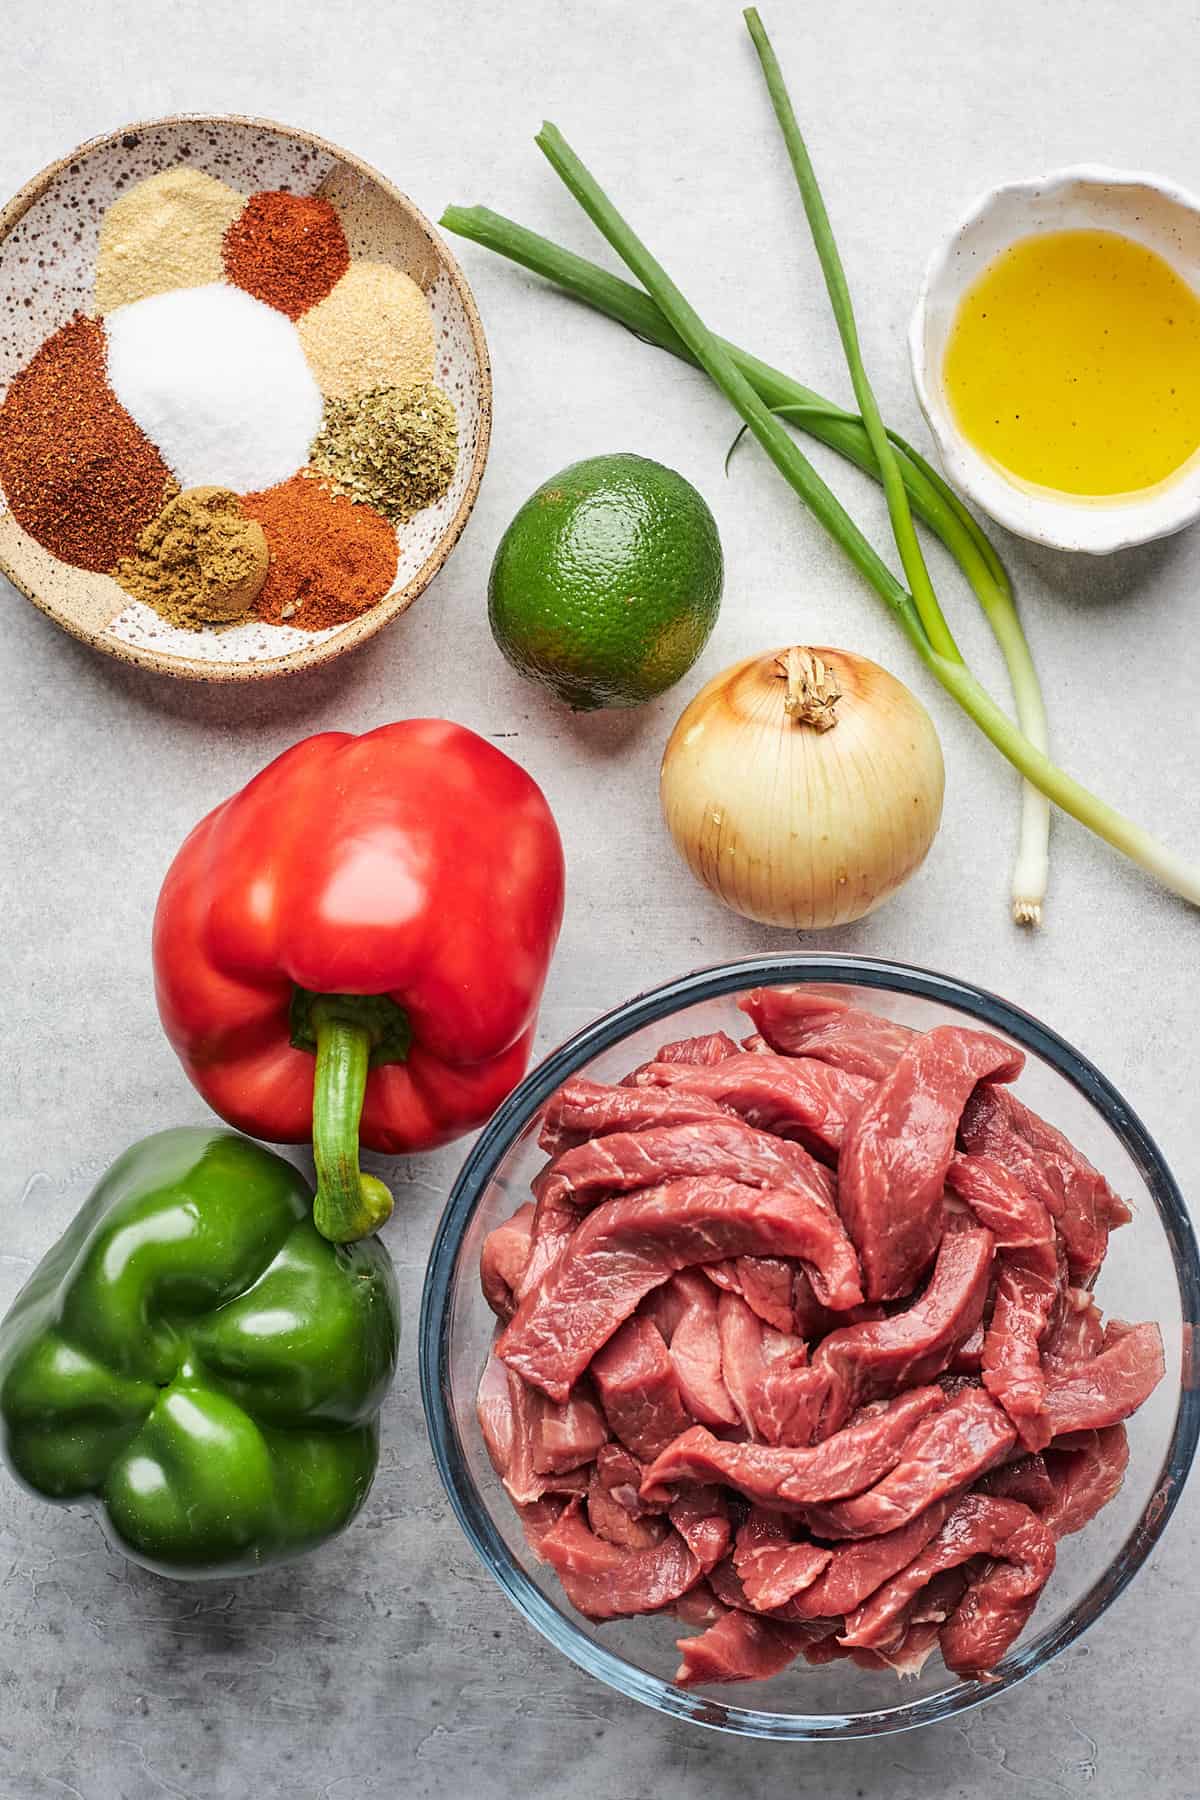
[418, 953, 1200, 1740]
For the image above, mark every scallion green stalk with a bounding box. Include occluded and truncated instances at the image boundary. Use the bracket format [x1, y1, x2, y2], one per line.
[528, 122, 1200, 910]
[441, 202, 1052, 919]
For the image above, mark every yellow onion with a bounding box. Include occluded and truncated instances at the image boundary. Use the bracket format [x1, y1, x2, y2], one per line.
[660, 645, 944, 929]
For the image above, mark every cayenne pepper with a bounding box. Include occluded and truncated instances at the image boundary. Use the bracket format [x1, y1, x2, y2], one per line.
[0, 315, 174, 571]
[223, 192, 350, 319]
[242, 472, 398, 629]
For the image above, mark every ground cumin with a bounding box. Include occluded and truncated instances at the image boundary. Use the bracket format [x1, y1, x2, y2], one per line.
[0, 314, 174, 571]
[115, 486, 269, 627]
[241, 472, 398, 629]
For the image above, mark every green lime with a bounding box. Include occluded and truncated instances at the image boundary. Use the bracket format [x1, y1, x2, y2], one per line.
[488, 453, 724, 710]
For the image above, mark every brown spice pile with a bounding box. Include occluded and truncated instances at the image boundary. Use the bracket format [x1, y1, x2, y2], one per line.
[115, 486, 269, 628]
[0, 314, 174, 571]
[241, 473, 398, 629]
[223, 191, 350, 319]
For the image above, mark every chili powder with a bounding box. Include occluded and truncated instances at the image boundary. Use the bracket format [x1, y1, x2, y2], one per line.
[0, 314, 174, 571]
[242, 472, 397, 629]
[223, 192, 350, 319]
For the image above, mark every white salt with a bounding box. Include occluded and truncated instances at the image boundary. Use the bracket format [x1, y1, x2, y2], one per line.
[104, 283, 323, 494]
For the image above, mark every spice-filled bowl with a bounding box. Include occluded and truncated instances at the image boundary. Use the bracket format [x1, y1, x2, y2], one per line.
[910, 166, 1200, 554]
[420, 955, 1199, 1739]
[0, 116, 490, 680]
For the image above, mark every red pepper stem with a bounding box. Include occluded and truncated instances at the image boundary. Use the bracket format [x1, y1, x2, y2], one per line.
[310, 1004, 393, 1243]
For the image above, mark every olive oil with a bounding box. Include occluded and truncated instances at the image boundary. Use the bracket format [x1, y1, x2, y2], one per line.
[943, 229, 1200, 496]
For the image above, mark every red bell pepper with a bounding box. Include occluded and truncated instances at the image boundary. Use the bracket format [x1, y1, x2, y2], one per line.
[153, 720, 565, 1243]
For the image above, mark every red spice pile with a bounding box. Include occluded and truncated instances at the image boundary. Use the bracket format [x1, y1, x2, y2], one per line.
[241, 472, 398, 629]
[223, 192, 350, 319]
[0, 314, 173, 571]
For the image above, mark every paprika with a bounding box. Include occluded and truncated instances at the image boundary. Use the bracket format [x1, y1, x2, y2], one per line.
[223, 191, 350, 319]
[242, 472, 398, 628]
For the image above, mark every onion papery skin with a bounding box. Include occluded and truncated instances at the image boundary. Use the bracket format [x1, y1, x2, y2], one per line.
[659, 646, 945, 929]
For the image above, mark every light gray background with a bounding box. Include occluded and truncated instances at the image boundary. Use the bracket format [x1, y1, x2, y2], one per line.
[1, 1, 1196, 1795]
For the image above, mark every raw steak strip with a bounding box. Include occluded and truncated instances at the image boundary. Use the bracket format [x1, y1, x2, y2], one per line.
[675, 1611, 804, 1686]
[528, 1119, 837, 1296]
[538, 1501, 701, 1620]
[1042, 1321, 1164, 1434]
[732, 1508, 832, 1611]
[978, 1452, 1057, 1511]
[590, 1317, 691, 1461]
[498, 1178, 864, 1401]
[668, 1485, 733, 1573]
[1043, 1290, 1104, 1364]
[838, 1026, 1023, 1302]
[639, 1387, 947, 1506]
[840, 1493, 1054, 1671]
[624, 1032, 741, 1081]
[739, 986, 916, 1080]
[805, 1387, 1017, 1539]
[476, 1357, 592, 1506]
[530, 1384, 609, 1474]
[782, 1497, 955, 1619]
[588, 1464, 667, 1549]
[715, 1290, 809, 1441]
[538, 1078, 731, 1156]
[945, 1154, 1054, 1248]
[481, 1201, 535, 1320]
[813, 1227, 995, 1433]
[643, 1271, 740, 1428]
[981, 1241, 1060, 1449]
[631, 1053, 874, 1161]
[1042, 1425, 1129, 1537]
[959, 1084, 1131, 1282]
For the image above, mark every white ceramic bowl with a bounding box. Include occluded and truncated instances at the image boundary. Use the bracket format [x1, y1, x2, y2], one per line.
[909, 165, 1200, 555]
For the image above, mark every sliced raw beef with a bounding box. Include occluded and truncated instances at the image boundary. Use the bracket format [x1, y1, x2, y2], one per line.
[676, 1611, 804, 1686]
[498, 1178, 864, 1400]
[668, 1484, 733, 1572]
[529, 1383, 609, 1473]
[981, 1240, 1061, 1449]
[752, 1351, 827, 1449]
[739, 986, 915, 1080]
[481, 1201, 535, 1320]
[1042, 1321, 1164, 1434]
[642, 1271, 740, 1427]
[632, 1053, 874, 1161]
[959, 1084, 1131, 1282]
[640, 1387, 947, 1506]
[732, 1508, 832, 1610]
[538, 1078, 731, 1156]
[588, 1464, 667, 1549]
[946, 1153, 1054, 1248]
[1042, 1425, 1130, 1537]
[624, 1032, 741, 1082]
[840, 1493, 1054, 1672]
[476, 1357, 593, 1506]
[782, 1498, 955, 1619]
[715, 1290, 808, 1441]
[672, 1582, 726, 1628]
[838, 1027, 1023, 1302]
[590, 1317, 691, 1460]
[806, 1387, 1016, 1539]
[978, 1452, 1057, 1511]
[538, 1501, 701, 1620]
[812, 1227, 995, 1433]
[706, 1256, 805, 1334]
[1043, 1289, 1105, 1364]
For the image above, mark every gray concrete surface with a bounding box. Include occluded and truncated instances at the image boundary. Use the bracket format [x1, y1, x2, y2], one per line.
[2, 1, 1197, 1794]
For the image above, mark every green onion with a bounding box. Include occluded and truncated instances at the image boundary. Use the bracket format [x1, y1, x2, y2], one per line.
[742, 6, 1056, 920]
[441, 204, 1052, 919]
[525, 120, 1200, 910]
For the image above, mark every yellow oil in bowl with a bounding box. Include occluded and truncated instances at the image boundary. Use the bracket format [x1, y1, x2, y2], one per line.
[943, 229, 1200, 497]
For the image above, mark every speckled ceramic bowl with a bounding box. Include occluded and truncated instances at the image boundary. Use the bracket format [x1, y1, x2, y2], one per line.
[0, 116, 491, 681]
[910, 166, 1200, 555]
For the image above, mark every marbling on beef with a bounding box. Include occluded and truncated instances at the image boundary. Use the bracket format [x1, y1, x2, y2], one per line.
[478, 992, 1160, 1687]
[739, 985, 917, 1080]
[838, 1027, 1023, 1301]
[498, 1178, 864, 1400]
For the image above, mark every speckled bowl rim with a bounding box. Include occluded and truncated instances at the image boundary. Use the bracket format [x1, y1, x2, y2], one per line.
[909, 164, 1200, 556]
[0, 114, 493, 683]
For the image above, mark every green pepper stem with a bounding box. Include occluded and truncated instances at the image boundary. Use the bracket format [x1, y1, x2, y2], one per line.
[311, 1005, 394, 1244]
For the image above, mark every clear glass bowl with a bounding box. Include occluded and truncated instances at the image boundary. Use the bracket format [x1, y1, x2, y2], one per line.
[419, 956, 1200, 1739]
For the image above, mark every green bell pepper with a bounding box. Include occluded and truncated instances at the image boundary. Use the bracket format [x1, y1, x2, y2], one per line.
[0, 1128, 399, 1577]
